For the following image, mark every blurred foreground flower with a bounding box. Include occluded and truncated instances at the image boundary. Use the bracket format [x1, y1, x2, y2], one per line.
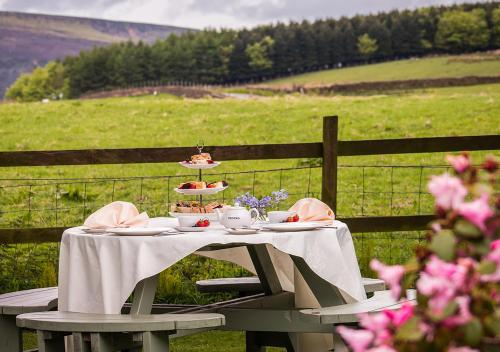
[338, 155, 499, 351]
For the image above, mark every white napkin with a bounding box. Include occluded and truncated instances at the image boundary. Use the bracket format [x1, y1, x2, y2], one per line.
[83, 201, 148, 229]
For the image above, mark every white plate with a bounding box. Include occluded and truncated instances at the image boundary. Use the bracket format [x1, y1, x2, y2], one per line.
[225, 228, 260, 235]
[81, 227, 109, 234]
[106, 227, 172, 236]
[174, 186, 228, 195]
[169, 212, 219, 221]
[179, 161, 221, 169]
[175, 226, 210, 232]
[261, 222, 322, 232]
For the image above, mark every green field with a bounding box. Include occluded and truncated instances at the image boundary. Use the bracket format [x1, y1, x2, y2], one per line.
[266, 53, 500, 87]
[2, 83, 499, 351]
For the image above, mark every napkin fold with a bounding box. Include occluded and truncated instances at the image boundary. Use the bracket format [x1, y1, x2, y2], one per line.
[288, 198, 335, 222]
[83, 201, 149, 229]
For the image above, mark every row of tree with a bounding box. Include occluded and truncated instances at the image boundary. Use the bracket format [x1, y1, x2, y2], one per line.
[6, 2, 500, 100]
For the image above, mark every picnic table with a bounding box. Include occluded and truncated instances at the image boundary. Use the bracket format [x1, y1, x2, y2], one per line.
[58, 218, 366, 351]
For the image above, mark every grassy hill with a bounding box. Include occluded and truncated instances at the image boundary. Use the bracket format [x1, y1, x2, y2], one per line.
[265, 53, 500, 87]
[0, 11, 192, 98]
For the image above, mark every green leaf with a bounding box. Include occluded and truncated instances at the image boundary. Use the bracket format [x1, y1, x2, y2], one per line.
[478, 259, 496, 275]
[484, 312, 500, 336]
[463, 318, 483, 346]
[473, 240, 492, 256]
[395, 316, 424, 341]
[454, 219, 482, 239]
[429, 230, 456, 261]
[428, 301, 458, 322]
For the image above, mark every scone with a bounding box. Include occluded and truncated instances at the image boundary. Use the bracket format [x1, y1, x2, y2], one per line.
[207, 181, 228, 189]
[191, 153, 212, 164]
[178, 181, 206, 189]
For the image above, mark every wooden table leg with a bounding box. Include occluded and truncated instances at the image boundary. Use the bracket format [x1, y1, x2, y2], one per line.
[129, 274, 159, 315]
[247, 244, 298, 352]
[0, 315, 22, 352]
[291, 256, 345, 307]
[292, 255, 346, 351]
[123, 274, 159, 352]
[247, 244, 282, 295]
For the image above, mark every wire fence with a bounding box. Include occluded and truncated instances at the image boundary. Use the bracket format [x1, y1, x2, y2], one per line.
[0, 164, 448, 228]
[0, 163, 448, 298]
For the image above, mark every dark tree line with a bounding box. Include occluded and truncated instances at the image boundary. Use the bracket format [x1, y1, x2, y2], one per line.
[8, 2, 500, 99]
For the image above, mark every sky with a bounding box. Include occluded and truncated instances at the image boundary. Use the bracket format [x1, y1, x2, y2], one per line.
[0, 0, 490, 29]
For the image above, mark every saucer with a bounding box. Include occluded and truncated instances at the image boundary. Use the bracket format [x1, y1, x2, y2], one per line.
[175, 226, 208, 232]
[224, 228, 260, 235]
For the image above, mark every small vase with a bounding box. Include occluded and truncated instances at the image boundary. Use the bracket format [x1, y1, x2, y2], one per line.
[257, 208, 268, 222]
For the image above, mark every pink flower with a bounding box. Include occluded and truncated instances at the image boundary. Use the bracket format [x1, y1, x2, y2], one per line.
[431, 222, 442, 233]
[426, 256, 469, 289]
[491, 239, 500, 250]
[367, 347, 397, 352]
[373, 329, 392, 346]
[448, 347, 479, 352]
[359, 313, 392, 345]
[417, 272, 455, 314]
[370, 259, 405, 299]
[458, 193, 494, 232]
[337, 326, 373, 352]
[428, 173, 467, 210]
[417, 256, 474, 315]
[446, 154, 470, 173]
[481, 242, 500, 283]
[383, 303, 414, 327]
[443, 296, 472, 327]
[359, 312, 391, 332]
[419, 321, 433, 341]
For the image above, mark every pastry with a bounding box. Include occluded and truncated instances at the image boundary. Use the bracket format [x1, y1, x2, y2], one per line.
[191, 153, 213, 164]
[171, 201, 228, 214]
[207, 181, 228, 189]
[178, 181, 206, 190]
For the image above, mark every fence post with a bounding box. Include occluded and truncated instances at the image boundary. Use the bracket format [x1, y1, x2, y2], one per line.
[322, 116, 338, 213]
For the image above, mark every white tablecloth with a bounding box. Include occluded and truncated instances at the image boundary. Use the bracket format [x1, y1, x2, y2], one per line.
[58, 219, 366, 314]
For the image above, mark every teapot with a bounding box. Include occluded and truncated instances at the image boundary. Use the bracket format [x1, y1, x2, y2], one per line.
[215, 205, 259, 228]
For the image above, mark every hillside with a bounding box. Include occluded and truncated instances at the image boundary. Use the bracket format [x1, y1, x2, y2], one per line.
[0, 11, 192, 98]
[263, 53, 500, 88]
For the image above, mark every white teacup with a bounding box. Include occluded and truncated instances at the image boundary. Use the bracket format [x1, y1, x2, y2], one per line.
[268, 211, 296, 223]
[177, 215, 204, 227]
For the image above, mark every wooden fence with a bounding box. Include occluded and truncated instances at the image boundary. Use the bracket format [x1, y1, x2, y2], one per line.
[0, 116, 499, 244]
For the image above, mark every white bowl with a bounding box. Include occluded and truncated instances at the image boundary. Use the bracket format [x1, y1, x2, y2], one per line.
[268, 211, 296, 223]
[177, 215, 207, 227]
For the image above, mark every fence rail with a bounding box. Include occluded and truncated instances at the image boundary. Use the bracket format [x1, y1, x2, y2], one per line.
[1, 115, 499, 244]
[1, 136, 499, 167]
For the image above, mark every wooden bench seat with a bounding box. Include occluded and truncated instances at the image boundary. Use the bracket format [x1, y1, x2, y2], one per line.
[0, 287, 58, 315]
[300, 289, 417, 325]
[196, 276, 386, 294]
[17, 311, 225, 352]
[0, 287, 58, 352]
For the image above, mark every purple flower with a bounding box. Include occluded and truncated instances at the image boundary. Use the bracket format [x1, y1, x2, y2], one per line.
[272, 189, 289, 202]
[234, 189, 288, 212]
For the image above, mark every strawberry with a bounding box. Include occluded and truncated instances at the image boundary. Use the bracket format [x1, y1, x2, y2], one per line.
[195, 219, 210, 227]
[292, 214, 299, 222]
[286, 216, 294, 223]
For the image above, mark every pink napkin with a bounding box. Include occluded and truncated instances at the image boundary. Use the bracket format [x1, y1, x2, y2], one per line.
[288, 198, 335, 222]
[83, 201, 149, 229]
